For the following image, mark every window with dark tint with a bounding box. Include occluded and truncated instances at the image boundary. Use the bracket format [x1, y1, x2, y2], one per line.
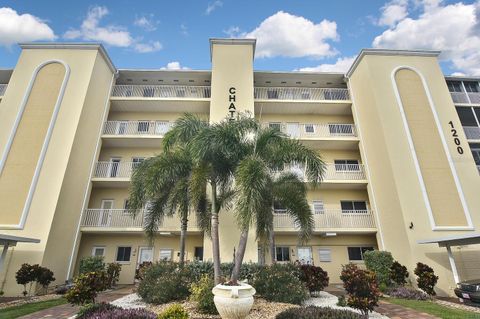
[273, 201, 286, 213]
[341, 201, 367, 212]
[470, 143, 480, 166]
[464, 81, 479, 93]
[447, 81, 463, 93]
[116, 247, 131, 262]
[194, 247, 204, 261]
[334, 160, 360, 171]
[456, 107, 478, 126]
[347, 246, 374, 261]
[276, 246, 290, 262]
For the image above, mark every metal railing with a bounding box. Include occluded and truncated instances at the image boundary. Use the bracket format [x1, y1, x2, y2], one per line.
[111, 85, 211, 99]
[93, 162, 141, 178]
[477, 165, 480, 174]
[273, 209, 375, 230]
[103, 120, 173, 136]
[81, 209, 198, 230]
[463, 126, 480, 140]
[450, 92, 480, 104]
[0, 84, 7, 96]
[276, 163, 366, 181]
[254, 87, 350, 101]
[264, 123, 357, 138]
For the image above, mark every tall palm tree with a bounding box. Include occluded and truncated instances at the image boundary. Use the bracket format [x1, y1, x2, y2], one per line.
[128, 147, 196, 266]
[230, 125, 325, 282]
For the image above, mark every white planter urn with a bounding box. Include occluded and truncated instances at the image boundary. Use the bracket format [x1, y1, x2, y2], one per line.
[212, 283, 256, 319]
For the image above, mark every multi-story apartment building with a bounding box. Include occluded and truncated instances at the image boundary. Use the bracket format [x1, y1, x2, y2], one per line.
[0, 39, 479, 297]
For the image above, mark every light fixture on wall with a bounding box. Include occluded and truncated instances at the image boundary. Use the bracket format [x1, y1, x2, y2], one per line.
[409, 222, 414, 229]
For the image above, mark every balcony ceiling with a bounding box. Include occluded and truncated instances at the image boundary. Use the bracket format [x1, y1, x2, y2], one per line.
[254, 71, 346, 88]
[116, 69, 212, 86]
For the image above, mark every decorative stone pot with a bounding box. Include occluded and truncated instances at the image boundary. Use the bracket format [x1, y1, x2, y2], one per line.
[212, 283, 256, 319]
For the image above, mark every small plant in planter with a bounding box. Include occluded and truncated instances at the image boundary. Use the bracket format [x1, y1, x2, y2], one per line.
[340, 263, 381, 317]
[414, 262, 438, 296]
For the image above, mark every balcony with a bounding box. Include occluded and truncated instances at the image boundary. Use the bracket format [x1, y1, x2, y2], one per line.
[110, 85, 211, 113]
[92, 161, 138, 187]
[463, 126, 480, 140]
[450, 92, 480, 105]
[273, 209, 376, 233]
[81, 209, 200, 232]
[102, 120, 174, 147]
[254, 87, 351, 115]
[0, 84, 6, 97]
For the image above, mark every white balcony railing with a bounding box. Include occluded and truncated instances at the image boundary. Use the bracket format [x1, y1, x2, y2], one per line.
[0, 84, 7, 96]
[264, 123, 357, 138]
[103, 120, 173, 136]
[111, 85, 211, 99]
[93, 162, 140, 178]
[81, 209, 198, 230]
[463, 126, 480, 140]
[254, 87, 350, 101]
[450, 92, 480, 104]
[276, 163, 366, 181]
[273, 209, 375, 230]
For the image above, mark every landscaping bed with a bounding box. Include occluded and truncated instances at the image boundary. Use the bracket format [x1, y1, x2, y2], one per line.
[0, 297, 67, 319]
[385, 297, 480, 319]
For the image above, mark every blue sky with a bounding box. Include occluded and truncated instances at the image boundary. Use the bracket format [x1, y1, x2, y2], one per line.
[1, 0, 480, 75]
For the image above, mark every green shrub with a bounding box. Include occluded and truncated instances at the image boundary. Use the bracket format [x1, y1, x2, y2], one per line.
[15, 264, 39, 296]
[254, 263, 309, 305]
[337, 295, 347, 307]
[79, 256, 105, 274]
[65, 271, 108, 305]
[137, 262, 190, 304]
[158, 304, 189, 319]
[105, 262, 121, 287]
[298, 265, 329, 293]
[135, 261, 152, 280]
[190, 275, 217, 314]
[390, 261, 409, 286]
[363, 250, 393, 287]
[77, 302, 120, 318]
[414, 262, 438, 296]
[340, 263, 381, 316]
[37, 267, 56, 293]
[275, 306, 362, 319]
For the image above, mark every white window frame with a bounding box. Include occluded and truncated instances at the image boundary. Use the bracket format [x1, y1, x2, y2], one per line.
[318, 248, 331, 262]
[116, 246, 132, 263]
[275, 246, 290, 262]
[158, 248, 173, 261]
[312, 200, 324, 214]
[92, 246, 105, 257]
[304, 124, 315, 134]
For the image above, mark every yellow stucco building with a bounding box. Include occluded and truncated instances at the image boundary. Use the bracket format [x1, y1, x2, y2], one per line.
[0, 39, 479, 297]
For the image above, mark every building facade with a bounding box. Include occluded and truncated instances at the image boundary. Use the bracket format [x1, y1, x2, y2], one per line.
[0, 39, 479, 296]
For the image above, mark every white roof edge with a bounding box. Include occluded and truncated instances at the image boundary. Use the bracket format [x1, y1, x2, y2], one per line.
[19, 42, 117, 73]
[418, 233, 480, 246]
[346, 48, 441, 78]
[0, 234, 40, 243]
[209, 38, 256, 61]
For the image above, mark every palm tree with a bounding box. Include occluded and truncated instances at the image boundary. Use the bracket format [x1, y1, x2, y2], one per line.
[128, 147, 196, 266]
[230, 125, 325, 282]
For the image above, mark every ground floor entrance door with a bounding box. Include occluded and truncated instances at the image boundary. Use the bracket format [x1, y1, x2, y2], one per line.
[297, 246, 313, 265]
[138, 247, 154, 265]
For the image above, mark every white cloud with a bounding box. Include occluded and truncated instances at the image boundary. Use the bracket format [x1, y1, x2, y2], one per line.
[244, 11, 338, 59]
[0, 7, 56, 47]
[295, 56, 356, 73]
[160, 61, 190, 70]
[206, 0, 223, 15]
[180, 24, 188, 36]
[451, 72, 466, 76]
[134, 15, 158, 32]
[64, 6, 162, 53]
[377, 0, 409, 27]
[373, 1, 480, 75]
[223, 26, 241, 38]
[134, 41, 162, 53]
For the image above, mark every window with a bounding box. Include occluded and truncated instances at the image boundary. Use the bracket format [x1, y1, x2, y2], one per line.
[334, 159, 360, 171]
[267, 89, 279, 99]
[304, 124, 315, 133]
[328, 124, 353, 135]
[269, 122, 282, 131]
[456, 107, 478, 127]
[116, 246, 131, 262]
[464, 81, 479, 93]
[123, 199, 129, 210]
[159, 249, 173, 261]
[318, 248, 331, 262]
[447, 81, 463, 93]
[276, 246, 290, 262]
[470, 143, 480, 166]
[194, 247, 204, 261]
[143, 87, 155, 97]
[312, 200, 324, 214]
[341, 201, 367, 212]
[132, 157, 145, 170]
[117, 121, 128, 135]
[92, 247, 105, 257]
[273, 201, 286, 214]
[137, 121, 150, 133]
[347, 247, 374, 261]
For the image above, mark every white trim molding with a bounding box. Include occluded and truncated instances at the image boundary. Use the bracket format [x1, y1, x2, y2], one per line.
[391, 66, 474, 231]
[0, 60, 70, 229]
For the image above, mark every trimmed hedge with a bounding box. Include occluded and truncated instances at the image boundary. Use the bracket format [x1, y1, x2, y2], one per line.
[363, 250, 393, 287]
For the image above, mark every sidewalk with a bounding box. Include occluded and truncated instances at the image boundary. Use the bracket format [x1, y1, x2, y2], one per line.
[375, 300, 439, 319]
[17, 286, 133, 319]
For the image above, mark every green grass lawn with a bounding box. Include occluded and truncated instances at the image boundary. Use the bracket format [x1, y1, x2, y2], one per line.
[387, 297, 480, 319]
[0, 298, 68, 319]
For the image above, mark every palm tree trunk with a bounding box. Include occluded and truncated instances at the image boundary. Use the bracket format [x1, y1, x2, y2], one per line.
[269, 223, 276, 264]
[231, 228, 249, 282]
[211, 181, 221, 285]
[179, 213, 188, 267]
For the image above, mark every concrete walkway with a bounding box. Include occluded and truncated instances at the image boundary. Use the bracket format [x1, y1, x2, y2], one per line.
[17, 286, 133, 319]
[375, 300, 439, 319]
